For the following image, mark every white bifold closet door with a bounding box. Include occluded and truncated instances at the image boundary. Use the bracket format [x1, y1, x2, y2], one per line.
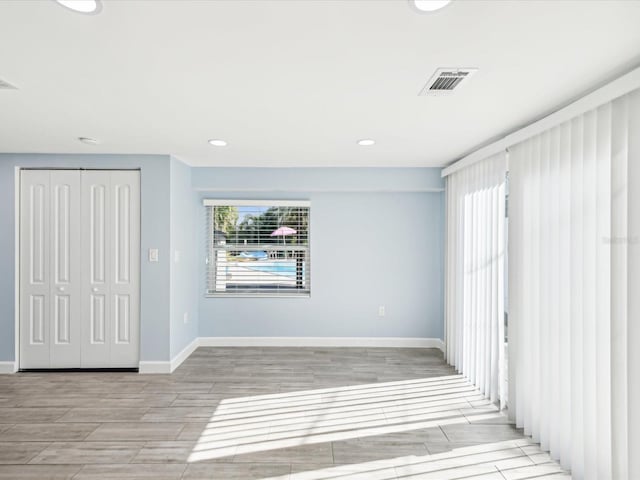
[20, 170, 81, 368]
[20, 169, 140, 369]
[80, 170, 140, 368]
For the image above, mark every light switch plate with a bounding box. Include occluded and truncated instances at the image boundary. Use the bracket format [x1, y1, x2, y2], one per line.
[149, 248, 159, 262]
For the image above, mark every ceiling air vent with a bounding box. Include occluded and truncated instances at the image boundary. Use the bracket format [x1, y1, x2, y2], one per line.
[418, 68, 477, 96]
[0, 78, 17, 90]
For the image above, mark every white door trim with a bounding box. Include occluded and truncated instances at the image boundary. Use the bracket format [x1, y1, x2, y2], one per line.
[14, 166, 20, 371]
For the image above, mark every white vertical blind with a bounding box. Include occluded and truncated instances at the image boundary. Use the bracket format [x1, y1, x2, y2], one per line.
[508, 88, 640, 479]
[445, 152, 507, 406]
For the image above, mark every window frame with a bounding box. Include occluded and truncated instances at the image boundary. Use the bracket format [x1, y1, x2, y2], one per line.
[204, 199, 311, 298]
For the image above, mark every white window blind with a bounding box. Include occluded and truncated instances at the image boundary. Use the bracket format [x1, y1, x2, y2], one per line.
[204, 200, 310, 297]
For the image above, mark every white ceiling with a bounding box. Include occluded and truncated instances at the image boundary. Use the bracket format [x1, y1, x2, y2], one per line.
[1, 0, 640, 167]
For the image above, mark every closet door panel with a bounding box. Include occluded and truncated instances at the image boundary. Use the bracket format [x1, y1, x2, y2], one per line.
[49, 171, 81, 367]
[81, 170, 140, 368]
[20, 170, 51, 368]
[109, 171, 140, 367]
[81, 171, 112, 366]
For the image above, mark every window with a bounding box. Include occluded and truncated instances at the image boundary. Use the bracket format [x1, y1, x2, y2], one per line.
[204, 200, 310, 297]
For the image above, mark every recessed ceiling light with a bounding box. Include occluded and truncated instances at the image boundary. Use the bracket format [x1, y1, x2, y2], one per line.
[412, 0, 451, 13]
[208, 139, 228, 147]
[78, 137, 99, 145]
[357, 139, 375, 146]
[55, 0, 102, 14]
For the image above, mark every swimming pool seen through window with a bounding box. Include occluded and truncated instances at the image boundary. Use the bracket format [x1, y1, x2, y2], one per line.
[204, 200, 310, 297]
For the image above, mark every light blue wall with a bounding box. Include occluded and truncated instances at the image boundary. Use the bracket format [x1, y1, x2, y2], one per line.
[169, 157, 200, 358]
[0, 159, 446, 364]
[0, 154, 172, 362]
[191, 167, 444, 193]
[196, 168, 445, 340]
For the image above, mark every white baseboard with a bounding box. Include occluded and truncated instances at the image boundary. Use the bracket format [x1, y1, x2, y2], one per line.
[0, 361, 18, 374]
[198, 336, 445, 351]
[170, 337, 200, 372]
[139, 337, 200, 374]
[138, 361, 171, 374]
[10, 337, 444, 375]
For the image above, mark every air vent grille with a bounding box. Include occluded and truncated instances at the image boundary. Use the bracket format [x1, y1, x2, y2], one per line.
[419, 68, 477, 96]
[0, 78, 17, 90]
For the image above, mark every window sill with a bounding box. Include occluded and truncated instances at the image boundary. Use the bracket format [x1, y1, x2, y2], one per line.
[205, 293, 311, 299]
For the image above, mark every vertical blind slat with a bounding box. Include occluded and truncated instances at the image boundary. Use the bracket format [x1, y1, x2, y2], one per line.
[445, 152, 507, 407]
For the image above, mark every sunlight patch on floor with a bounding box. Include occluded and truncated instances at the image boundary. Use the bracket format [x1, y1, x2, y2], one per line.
[257, 440, 570, 480]
[188, 375, 505, 463]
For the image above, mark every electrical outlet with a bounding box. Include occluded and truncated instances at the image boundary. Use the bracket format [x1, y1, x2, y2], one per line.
[378, 306, 385, 317]
[149, 248, 159, 262]
[183, 312, 188, 324]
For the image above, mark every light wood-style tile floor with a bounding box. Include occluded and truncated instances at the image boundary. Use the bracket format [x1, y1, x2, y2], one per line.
[0, 347, 569, 479]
